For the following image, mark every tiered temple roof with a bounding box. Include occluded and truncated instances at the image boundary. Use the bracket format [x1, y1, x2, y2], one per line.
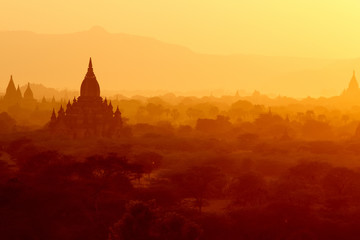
[49, 58, 123, 138]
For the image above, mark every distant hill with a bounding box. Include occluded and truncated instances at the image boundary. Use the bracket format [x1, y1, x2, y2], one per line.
[18, 83, 77, 100]
[0, 26, 359, 98]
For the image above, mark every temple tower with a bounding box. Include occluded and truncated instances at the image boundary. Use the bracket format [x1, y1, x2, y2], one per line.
[4, 75, 18, 103]
[23, 83, 34, 100]
[342, 70, 360, 97]
[49, 58, 123, 138]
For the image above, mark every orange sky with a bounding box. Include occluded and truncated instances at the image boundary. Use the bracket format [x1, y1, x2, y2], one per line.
[2, 1, 360, 98]
[2, 0, 360, 58]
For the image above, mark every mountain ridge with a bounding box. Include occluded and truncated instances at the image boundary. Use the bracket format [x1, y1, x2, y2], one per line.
[0, 27, 358, 98]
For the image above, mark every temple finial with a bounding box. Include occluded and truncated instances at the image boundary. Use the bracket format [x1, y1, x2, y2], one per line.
[89, 58, 92, 69]
[51, 108, 56, 119]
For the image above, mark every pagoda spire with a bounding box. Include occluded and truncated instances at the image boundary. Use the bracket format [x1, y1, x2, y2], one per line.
[51, 108, 57, 121]
[24, 82, 34, 100]
[8, 75, 15, 88]
[342, 70, 360, 96]
[84, 57, 95, 78]
[348, 70, 359, 90]
[89, 57, 92, 69]
[16, 85, 22, 99]
[4, 75, 17, 101]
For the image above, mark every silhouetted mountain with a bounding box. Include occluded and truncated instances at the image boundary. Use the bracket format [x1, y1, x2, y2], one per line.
[18, 83, 77, 100]
[1, 26, 360, 97]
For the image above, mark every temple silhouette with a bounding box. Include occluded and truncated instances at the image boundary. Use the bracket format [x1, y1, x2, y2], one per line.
[342, 70, 360, 97]
[3, 76, 35, 106]
[49, 58, 123, 138]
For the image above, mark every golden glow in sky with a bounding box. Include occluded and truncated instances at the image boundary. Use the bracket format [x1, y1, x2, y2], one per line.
[2, 0, 360, 58]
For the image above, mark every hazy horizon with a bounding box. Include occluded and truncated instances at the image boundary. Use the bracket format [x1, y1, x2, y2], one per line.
[2, 1, 360, 58]
[1, 26, 360, 99]
[2, 1, 360, 98]
[2, 25, 360, 60]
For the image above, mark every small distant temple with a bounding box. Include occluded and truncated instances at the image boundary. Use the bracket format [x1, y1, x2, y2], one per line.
[49, 58, 123, 138]
[3, 75, 36, 106]
[342, 70, 360, 97]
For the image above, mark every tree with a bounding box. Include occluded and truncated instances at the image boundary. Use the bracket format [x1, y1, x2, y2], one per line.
[322, 167, 360, 210]
[109, 201, 202, 240]
[170, 166, 225, 213]
[229, 172, 267, 206]
[0, 112, 16, 133]
[109, 201, 155, 240]
[133, 151, 163, 179]
[155, 212, 202, 240]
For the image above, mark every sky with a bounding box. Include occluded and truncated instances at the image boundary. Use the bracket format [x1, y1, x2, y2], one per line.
[2, 0, 360, 58]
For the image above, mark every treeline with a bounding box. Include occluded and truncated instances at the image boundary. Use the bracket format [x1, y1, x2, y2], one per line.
[3, 93, 360, 136]
[1, 134, 360, 239]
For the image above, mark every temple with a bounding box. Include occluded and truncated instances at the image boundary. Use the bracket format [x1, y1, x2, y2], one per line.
[49, 58, 123, 138]
[4, 75, 22, 104]
[342, 70, 360, 97]
[3, 76, 35, 107]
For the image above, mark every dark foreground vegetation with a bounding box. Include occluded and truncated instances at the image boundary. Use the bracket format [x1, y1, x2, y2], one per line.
[2, 106, 360, 239]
